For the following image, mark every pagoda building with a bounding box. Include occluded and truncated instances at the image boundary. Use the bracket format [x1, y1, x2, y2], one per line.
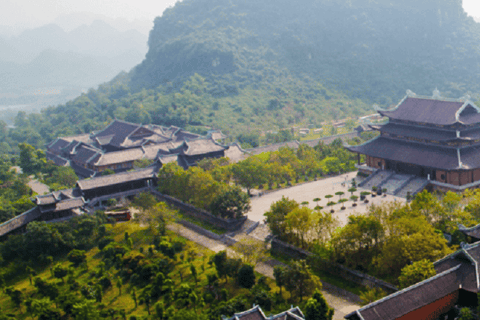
[346, 91, 480, 192]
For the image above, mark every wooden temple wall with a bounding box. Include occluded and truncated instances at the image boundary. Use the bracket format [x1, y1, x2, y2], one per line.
[366, 156, 386, 170]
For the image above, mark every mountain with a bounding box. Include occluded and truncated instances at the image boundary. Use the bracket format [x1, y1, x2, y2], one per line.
[131, 0, 480, 105]
[4, 0, 480, 151]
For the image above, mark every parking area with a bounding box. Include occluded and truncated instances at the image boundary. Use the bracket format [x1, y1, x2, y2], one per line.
[247, 172, 405, 226]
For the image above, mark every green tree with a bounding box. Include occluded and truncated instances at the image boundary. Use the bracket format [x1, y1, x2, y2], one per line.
[212, 251, 228, 280]
[155, 301, 164, 319]
[458, 308, 474, 320]
[5, 287, 22, 309]
[305, 290, 334, 320]
[53, 264, 68, 283]
[237, 264, 256, 289]
[359, 287, 386, 306]
[283, 260, 321, 302]
[209, 186, 251, 219]
[264, 196, 299, 237]
[285, 206, 313, 248]
[72, 299, 100, 320]
[398, 259, 436, 289]
[68, 250, 87, 267]
[30, 298, 52, 319]
[18, 143, 46, 175]
[231, 156, 266, 195]
[131, 288, 137, 308]
[116, 277, 123, 296]
[273, 266, 285, 297]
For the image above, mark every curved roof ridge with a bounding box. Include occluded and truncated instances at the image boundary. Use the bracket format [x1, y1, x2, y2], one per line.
[355, 264, 461, 318]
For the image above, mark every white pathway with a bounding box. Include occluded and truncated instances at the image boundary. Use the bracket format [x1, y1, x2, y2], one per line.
[248, 172, 405, 226]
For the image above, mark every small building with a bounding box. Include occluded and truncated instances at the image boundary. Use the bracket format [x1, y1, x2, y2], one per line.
[76, 166, 158, 200]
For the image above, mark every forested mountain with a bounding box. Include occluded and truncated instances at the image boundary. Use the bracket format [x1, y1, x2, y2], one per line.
[3, 0, 480, 152]
[133, 0, 480, 104]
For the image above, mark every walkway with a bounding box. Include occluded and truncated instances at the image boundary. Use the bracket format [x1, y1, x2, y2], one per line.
[167, 223, 360, 320]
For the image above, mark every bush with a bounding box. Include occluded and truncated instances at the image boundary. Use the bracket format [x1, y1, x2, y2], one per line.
[237, 265, 255, 289]
[67, 249, 87, 266]
[99, 276, 112, 289]
[98, 237, 114, 250]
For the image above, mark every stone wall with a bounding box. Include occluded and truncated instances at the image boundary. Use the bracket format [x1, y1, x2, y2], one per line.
[178, 220, 223, 241]
[150, 189, 247, 231]
[271, 238, 398, 294]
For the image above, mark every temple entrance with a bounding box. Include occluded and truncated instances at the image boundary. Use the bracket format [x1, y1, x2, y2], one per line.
[386, 160, 435, 179]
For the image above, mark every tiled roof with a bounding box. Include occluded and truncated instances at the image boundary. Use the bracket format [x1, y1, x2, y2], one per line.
[349, 265, 462, 320]
[347, 137, 461, 170]
[54, 198, 85, 212]
[46, 138, 71, 154]
[70, 162, 96, 179]
[0, 207, 43, 237]
[173, 139, 227, 156]
[158, 154, 179, 165]
[378, 96, 480, 126]
[379, 97, 465, 125]
[94, 119, 141, 147]
[36, 194, 58, 205]
[71, 145, 102, 165]
[61, 133, 93, 144]
[228, 305, 267, 320]
[269, 307, 305, 320]
[224, 143, 247, 163]
[46, 151, 69, 166]
[95, 148, 145, 166]
[174, 130, 202, 141]
[76, 167, 157, 191]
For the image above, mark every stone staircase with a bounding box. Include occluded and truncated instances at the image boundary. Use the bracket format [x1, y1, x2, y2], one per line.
[396, 177, 429, 198]
[380, 174, 413, 195]
[361, 170, 394, 190]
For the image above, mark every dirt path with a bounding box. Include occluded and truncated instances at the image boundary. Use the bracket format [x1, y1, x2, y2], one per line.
[167, 223, 360, 320]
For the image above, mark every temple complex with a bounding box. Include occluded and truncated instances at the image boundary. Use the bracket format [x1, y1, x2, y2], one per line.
[45, 119, 243, 178]
[346, 91, 480, 194]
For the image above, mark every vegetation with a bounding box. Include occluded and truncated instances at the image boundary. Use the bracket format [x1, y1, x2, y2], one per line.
[265, 188, 480, 286]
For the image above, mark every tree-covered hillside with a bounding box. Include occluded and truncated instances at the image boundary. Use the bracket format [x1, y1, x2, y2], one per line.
[134, 0, 480, 103]
[3, 0, 480, 152]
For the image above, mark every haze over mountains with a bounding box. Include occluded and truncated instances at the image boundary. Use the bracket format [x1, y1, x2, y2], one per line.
[0, 13, 149, 113]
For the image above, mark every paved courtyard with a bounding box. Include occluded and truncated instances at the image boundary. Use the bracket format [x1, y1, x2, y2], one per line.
[248, 172, 405, 226]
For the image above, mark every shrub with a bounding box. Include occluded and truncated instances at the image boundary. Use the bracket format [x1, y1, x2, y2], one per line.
[98, 237, 114, 250]
[99, 276, 112, 289]
[237, 265, 255, 289]
[67, 249, 87, 266]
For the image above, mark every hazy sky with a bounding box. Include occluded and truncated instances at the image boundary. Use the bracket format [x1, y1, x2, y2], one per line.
[2, 0, 181, 27]
[2, 0, 480, 28]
